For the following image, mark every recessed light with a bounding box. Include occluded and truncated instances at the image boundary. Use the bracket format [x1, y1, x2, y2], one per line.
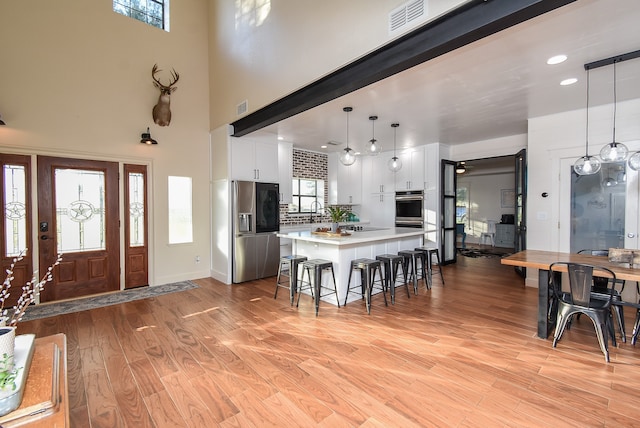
[277, 136, 284, 140]
[560, 78, 578, 86]
[320, 145, 327, 149]
[547, 54, 567, 65]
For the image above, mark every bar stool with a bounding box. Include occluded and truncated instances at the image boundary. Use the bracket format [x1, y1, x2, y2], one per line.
[344, 258, 387, 314]
[415, 247, 445, 287]
[376, 254, 410, 304]
[480, 220, 498, 246]
[398, 250, 426, 293]
[275, 255, 308, 305]
[297, 259, 340, 316]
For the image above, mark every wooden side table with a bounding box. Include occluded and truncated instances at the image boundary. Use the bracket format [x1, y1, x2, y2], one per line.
[0, 333, 68, 427]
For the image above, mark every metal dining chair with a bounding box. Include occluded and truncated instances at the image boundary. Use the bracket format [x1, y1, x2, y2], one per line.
[577, 249, 626, 342]
[549, 262, 617, 362]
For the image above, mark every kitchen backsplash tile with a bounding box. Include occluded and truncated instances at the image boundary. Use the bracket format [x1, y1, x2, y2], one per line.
[280, 149, 352, 226]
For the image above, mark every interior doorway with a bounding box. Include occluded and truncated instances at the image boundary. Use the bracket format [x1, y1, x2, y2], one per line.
[454, 155, 518, 249]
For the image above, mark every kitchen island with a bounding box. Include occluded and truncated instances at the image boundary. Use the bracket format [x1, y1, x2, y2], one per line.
[277, 227, 426, 305]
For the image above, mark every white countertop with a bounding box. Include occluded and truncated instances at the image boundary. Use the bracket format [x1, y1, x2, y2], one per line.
[277, 227, 425, 246]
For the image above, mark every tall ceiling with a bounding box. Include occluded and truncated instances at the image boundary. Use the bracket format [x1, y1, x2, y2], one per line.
[251, 0, 640, 156]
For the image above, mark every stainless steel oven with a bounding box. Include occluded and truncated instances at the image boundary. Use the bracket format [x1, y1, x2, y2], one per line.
[395, 190, 423, 228]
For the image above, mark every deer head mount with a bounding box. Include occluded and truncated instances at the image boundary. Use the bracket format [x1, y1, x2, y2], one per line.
[151, 64, 179, 126]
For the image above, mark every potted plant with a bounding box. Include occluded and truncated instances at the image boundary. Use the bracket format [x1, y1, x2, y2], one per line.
[326, 206, 348, 232]
[0, 251, 61, 405]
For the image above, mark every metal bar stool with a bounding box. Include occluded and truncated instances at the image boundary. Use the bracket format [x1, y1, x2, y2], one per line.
[275, 255, 308, 305]
[344, 258, 387, 314]
[376, 254, 410, 304]
[415, 247, 445, 287]
[297, 259, 340, 316]
[398, 250, 426, 293]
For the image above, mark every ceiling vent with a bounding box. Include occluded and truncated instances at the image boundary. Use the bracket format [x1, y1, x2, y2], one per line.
[389, 0, 426, 34]
[236, 100, 248, 116]
[327, 140, 341, 146]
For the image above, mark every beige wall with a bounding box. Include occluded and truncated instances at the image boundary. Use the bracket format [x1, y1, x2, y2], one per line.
[0, 0, 212, 285]
[207, 0, 469, 129]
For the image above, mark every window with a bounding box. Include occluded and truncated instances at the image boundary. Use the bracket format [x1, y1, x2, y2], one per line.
[113, 0, 169, 31]
[289, 178, 324, 214]
[168, 176, 193, 244]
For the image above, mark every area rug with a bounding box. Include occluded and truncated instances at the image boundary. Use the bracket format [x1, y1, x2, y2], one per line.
[458, 247, 512, 258]
[20, 280, 199, 322]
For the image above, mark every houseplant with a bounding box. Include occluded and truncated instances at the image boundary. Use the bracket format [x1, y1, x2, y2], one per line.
[326, 206, 348, 232]
[0, 250, 61, 395]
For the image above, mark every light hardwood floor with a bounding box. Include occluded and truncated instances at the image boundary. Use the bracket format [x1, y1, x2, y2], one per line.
[17, 254, 640, 427]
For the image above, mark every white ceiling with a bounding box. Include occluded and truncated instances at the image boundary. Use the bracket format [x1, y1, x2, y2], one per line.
[252, 0, 640, 159]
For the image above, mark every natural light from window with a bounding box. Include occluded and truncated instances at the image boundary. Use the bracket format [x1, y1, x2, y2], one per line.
[168, 176, 193, 244]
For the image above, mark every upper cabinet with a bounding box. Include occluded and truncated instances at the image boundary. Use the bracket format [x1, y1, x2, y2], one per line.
[395, 146, 425, 191]
[361, 154, 396, 195]
[229, 136, 279, 182]
[328, 152, 362, 205]
[278, 142, 293, 204]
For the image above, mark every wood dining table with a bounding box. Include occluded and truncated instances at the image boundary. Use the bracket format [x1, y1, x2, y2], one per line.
[501, 249, 640, 339]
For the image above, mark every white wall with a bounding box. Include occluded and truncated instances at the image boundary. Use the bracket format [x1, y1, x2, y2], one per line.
[527, 98, 640, 287]
[0, 0, 212, 286]
[457, 172, 515, 243]
[207, 0, 468, 129]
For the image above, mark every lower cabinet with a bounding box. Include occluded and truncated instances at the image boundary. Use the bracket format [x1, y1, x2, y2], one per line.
[495, 224, 515, 248]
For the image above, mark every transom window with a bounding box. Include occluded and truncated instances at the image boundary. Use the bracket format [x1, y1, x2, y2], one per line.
[289, 179, 324, 214]
[113, 0, 169, 31]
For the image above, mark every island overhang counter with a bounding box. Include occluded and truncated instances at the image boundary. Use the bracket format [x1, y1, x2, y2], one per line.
[276, 227, 425, 305]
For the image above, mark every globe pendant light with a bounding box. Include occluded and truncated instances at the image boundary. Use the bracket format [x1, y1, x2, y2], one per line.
[339, 106, 356, 166]
[388, 123, 402, 172]
[573, 69, 601, 176]
[599, 60, 628, 162]
[367, 115, 381, 155]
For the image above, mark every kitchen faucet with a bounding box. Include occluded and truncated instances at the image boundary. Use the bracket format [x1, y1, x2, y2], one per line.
[309, 200, 323, 224]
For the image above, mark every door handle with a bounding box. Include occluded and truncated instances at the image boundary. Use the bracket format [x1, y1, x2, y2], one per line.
[40, 235, 50, 240]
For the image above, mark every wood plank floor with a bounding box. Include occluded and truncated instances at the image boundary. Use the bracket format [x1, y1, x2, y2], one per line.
[17, 254, 640, 427]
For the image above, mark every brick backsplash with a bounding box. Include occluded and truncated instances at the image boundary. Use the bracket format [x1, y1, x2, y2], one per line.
[280, 149, 352, 226]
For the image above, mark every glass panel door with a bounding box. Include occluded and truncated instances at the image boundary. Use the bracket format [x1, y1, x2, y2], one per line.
[570, 161, 625, 252]
[441, 160, 457, 264]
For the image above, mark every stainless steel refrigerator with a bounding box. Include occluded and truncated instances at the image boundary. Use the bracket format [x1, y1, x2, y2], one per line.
[232, 181, 281, 283]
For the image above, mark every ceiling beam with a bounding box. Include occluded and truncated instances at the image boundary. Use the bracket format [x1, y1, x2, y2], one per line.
[230, 0, 576, 137]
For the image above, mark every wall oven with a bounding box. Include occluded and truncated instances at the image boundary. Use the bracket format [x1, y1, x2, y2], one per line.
[395, 190, 424, 228]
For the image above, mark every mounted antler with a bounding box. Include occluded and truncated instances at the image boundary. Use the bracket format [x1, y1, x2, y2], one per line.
[151, 64, 179, 126]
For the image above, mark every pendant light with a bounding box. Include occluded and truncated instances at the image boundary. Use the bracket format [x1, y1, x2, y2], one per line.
[573, 68, 601, 175]
[599, 60, 628, 162]
[367, 115, 381, 155]
[339, 106, 356, 166]
[456, 162, 467, 174]
[387, 123, 402, 172]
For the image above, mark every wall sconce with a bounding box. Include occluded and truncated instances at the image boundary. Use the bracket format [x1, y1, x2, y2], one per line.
[140, 127, 158, 145]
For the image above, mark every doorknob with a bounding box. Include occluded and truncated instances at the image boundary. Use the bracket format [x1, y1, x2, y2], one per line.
[40, 235, 50, 240]
[628, 233, 636, 238]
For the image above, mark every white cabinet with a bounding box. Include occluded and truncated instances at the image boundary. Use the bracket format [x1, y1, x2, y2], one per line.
[361, 154, 395, 195]
[364, 193, 395, 228]
[230, 137, 279, 182]
[328, 153, 362, 205]
[278, 142, 293, 204]
[361, 155, 395, 227]
[395, 146, 425, 191]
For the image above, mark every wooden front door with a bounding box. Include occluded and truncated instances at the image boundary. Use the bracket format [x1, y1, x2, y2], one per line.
[37, 156, 120, 302]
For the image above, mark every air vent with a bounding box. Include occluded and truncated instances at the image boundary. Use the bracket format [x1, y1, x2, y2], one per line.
[389, 0, 426, 34]
[236, 100, 248, 116]
[327, 140, 341, 146]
